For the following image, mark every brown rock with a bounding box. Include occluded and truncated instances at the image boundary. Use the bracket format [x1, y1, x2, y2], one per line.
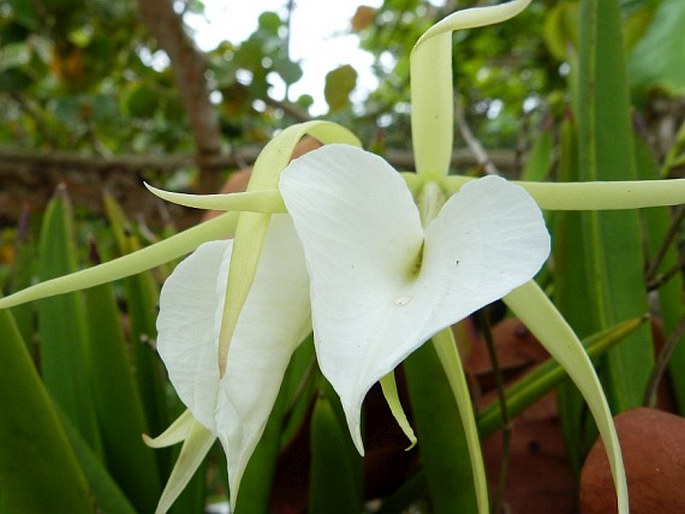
[580, 407, 685, 514]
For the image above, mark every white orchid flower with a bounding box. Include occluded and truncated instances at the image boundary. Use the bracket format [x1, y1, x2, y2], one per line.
[144, 141, 549, 511]
[279, 144, 550, 452]
[3, 1, 685, 513]
[151, 215, 311, 510]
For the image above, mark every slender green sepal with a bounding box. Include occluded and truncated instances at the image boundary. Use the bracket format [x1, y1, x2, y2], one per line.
[443, 175, 685, 211]
[505, 280, 628, 513]
[410, 0, 532, 176]
[478, 316, 646, 438]
[0, 211, 239, 310]
[380, 371, 417, 450]
[218, 121, 360, 376]
[154, 421, 215, 514]
[432, 328, 488, 514]
[144, 184, 287, 214]
[403, 336, 479, 514]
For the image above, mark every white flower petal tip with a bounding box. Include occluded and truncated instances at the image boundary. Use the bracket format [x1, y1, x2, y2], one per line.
[281, 144, 550, 450]
[156, 215, 311, 505]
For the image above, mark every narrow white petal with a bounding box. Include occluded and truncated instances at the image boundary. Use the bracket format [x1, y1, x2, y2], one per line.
[156, 215, 311, 503]
[281, 145, 549, 452]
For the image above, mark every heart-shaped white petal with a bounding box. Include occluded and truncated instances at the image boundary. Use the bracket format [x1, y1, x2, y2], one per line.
[280, 144, 550, 452]
[156, 215, 311, 504]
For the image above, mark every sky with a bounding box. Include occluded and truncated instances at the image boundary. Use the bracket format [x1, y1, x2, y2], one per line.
[184, 0, 386, 114]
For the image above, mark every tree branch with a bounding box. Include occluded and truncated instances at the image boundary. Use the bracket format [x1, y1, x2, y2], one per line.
[136, 0, 222, 192]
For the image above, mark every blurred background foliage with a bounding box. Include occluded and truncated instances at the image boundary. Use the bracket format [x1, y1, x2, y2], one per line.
[1, 0, 685, 512]
[0, 0, 682, 172]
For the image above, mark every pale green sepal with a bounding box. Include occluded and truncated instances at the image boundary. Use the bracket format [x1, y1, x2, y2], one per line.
[432, 328, 488, 514]
[410, 32, 452, 176]
[154, 420, 215, 514]
[0, 211, 239, 310]
[504, 280, 628, 514]
[443, 175, 685, 211]
[410, 0, 532, 176]
[416, 0, 532, 47]
[142, 410, 195, 448]
[217, 121, 361, 376]
[379, 371, 417, 450]
[144, 183, 287, 213]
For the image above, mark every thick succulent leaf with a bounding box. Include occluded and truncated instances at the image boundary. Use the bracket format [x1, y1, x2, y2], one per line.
[156, 215, 311, 505]
[280, 144, 549, 452]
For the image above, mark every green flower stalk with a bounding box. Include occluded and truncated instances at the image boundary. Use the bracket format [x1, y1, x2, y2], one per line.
[2, 1, 685, 513]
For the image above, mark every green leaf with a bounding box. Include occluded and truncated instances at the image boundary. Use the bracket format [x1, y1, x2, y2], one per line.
[552, 114, 596, 474]
[0, 299, 93, 514]
[308, 393, 362, 514]
[629, 0, 685, 95]
[542, 1, 579, 61]
[103, 193, 171, 442]
[38, 187, 103, 455]
[125, 84, 159, 118]
[635, 132, 685, 412]
[84, 263, 162, 512]
[324, 65, 358, 113]
[577, 0, 653, 410]
[521, 123, 553, 182]
[56, 406, 138, 514]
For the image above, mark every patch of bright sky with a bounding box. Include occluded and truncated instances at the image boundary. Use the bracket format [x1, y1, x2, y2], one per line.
[185, 0, 444, 115]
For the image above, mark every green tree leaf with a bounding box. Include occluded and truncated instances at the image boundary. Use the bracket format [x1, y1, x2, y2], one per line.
[324, 65, 358, 113]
